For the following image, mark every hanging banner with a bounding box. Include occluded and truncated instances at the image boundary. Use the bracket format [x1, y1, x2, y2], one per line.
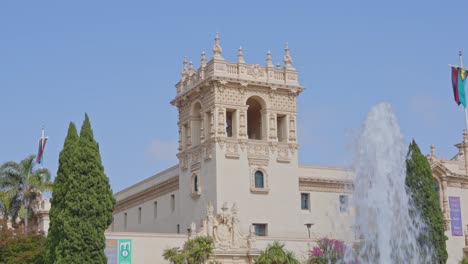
[105, 239, 118, 264]
[119, 239, 132, 264]
[449, 196, 463, 236]
[105, 239, 132, 264]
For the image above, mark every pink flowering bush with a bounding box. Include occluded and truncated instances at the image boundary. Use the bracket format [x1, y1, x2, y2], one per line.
[308, 238, 345, 264]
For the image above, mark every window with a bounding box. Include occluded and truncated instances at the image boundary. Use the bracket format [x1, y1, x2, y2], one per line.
[138, 207, 142, 224]
[254, 171, 264, 189]
[339, 195, 349, 213]
[226, 109, 237, 138]
[177, 224, 180, 234]
[194, 175, 199, 192]
[253, 223, 267, 236]
[124, 213, 127, 231]
[154, 201, 158, 219]
[171, 194, 175, 212]
[277, 115, 287, 142]
[301, 193, 310, 210]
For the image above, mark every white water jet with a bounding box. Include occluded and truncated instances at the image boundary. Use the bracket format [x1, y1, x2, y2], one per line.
[343, 103, 432, 264]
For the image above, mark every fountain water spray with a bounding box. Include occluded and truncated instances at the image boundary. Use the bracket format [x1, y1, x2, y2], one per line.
[343, 103, 433, 264]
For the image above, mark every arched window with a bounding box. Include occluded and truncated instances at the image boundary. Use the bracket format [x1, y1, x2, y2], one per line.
[194, 175, 199, 193]
[191, 102, 202, 146]
[254, 171, 264, 189]
[246, 97, 264, 140]
[191, 173, 201, 196]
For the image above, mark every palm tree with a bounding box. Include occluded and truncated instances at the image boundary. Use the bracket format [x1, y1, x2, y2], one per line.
[255, 241, 300, 264]
[0, 155, 52, 233]
[0, 190, 13, 229]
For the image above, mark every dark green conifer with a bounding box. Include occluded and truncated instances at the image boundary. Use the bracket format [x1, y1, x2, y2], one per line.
[406, 140, 448, 264]
[47, 115, 115, 264]
[46, 122, 79, 263]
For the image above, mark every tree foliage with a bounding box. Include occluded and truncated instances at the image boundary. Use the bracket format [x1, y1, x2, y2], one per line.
[163, 236, 217, 264]
[0, 155, 51, 231]
[0, 228, 46, 264]
[308, 238, 345, 264]
[405, 140, 447, 264]
[46, 122, 79, 263]
[46, 114, 115, 264]
[255, 241, 300, 264]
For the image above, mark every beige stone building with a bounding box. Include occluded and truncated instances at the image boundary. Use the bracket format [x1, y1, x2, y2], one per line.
[109, 34, 468, 263]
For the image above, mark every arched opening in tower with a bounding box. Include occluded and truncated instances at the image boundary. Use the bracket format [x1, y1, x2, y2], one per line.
[191, 102, 202, 146]
[247, 97, 263, 140]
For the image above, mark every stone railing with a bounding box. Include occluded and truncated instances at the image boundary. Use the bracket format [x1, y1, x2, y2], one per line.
[176, 59, 300, 96]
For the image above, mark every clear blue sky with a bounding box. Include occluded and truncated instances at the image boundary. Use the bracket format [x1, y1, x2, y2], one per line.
[1, 1, 467, 192]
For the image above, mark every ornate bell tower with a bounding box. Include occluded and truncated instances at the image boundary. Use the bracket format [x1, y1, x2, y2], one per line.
[171, 33, 305, 237]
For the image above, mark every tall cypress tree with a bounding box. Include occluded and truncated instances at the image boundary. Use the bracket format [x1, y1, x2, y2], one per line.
[406, 140, 447, 263]
[46, 115, 115, 264]
[75, 113, 115, 263]
[46, 122, 79, 263]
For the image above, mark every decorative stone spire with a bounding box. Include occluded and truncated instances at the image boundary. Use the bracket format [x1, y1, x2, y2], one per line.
[283, 43, 293, 68]
[189, 61, 194, 72]
[266, 50, 274, 68]
[212, 32, 223, 59]
[237, 47, 245, 63]
[431, 144, 436, 157]
[201, 51, 207, 67]
[181, 56, 188, 77]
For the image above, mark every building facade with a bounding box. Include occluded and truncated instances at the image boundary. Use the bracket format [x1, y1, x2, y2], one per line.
[110, 34, 468, 263]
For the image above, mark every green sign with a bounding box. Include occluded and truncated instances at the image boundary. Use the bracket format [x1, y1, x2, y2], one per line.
[118, 239, 132, 264]
[106, 239, 132, 264]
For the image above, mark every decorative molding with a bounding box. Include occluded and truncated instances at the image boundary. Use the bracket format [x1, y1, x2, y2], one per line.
[299, 177, 353, 193]
[114, 176, 179, 214]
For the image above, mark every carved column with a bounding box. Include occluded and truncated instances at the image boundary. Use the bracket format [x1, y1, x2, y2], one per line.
[209, 109, 215, 137]
[442, 180, 450, 230]
[238, 108, 247, 139]
[199, 114, 205, 143]
[186, 123, 192, 148]
[216, 107, 226, 137]
[178, 124, 183, 151]
[269, 113, 277, 141]
[288, 115, 297, 142]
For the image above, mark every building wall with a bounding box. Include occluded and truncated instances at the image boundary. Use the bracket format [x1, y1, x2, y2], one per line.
[445, 185, 468, 263]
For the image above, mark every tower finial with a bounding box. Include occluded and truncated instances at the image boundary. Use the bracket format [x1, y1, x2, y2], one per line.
[283, 42, 293, 68]
[181, 56, 188, 77]
[266, 50, 274, 68]
[201, 51, 207, 67]
[212, 32, 223, 59]
[237, 46, 245, 63]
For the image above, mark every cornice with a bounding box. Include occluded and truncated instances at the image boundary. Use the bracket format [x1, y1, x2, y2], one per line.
[299, 177, 353, 193]
[114, 176, 179, 214]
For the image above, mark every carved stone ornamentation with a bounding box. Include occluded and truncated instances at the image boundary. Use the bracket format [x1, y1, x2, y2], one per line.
[197, 202, 257, 251]
[225, 142, 240, 159]
[247, 64, 265, 79]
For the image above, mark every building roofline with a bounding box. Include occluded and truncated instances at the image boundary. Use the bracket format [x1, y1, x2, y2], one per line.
[298, 164, 352, 172]
[113, 164, 179, 196]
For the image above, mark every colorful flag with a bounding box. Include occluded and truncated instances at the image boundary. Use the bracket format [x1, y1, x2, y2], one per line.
[451, 67, 467, 108]
[37, 133, 47, 165]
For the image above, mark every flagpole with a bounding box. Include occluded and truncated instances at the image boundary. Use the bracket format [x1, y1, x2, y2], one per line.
[460, 49, 468, 132]
[40, 127, 44, 169]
